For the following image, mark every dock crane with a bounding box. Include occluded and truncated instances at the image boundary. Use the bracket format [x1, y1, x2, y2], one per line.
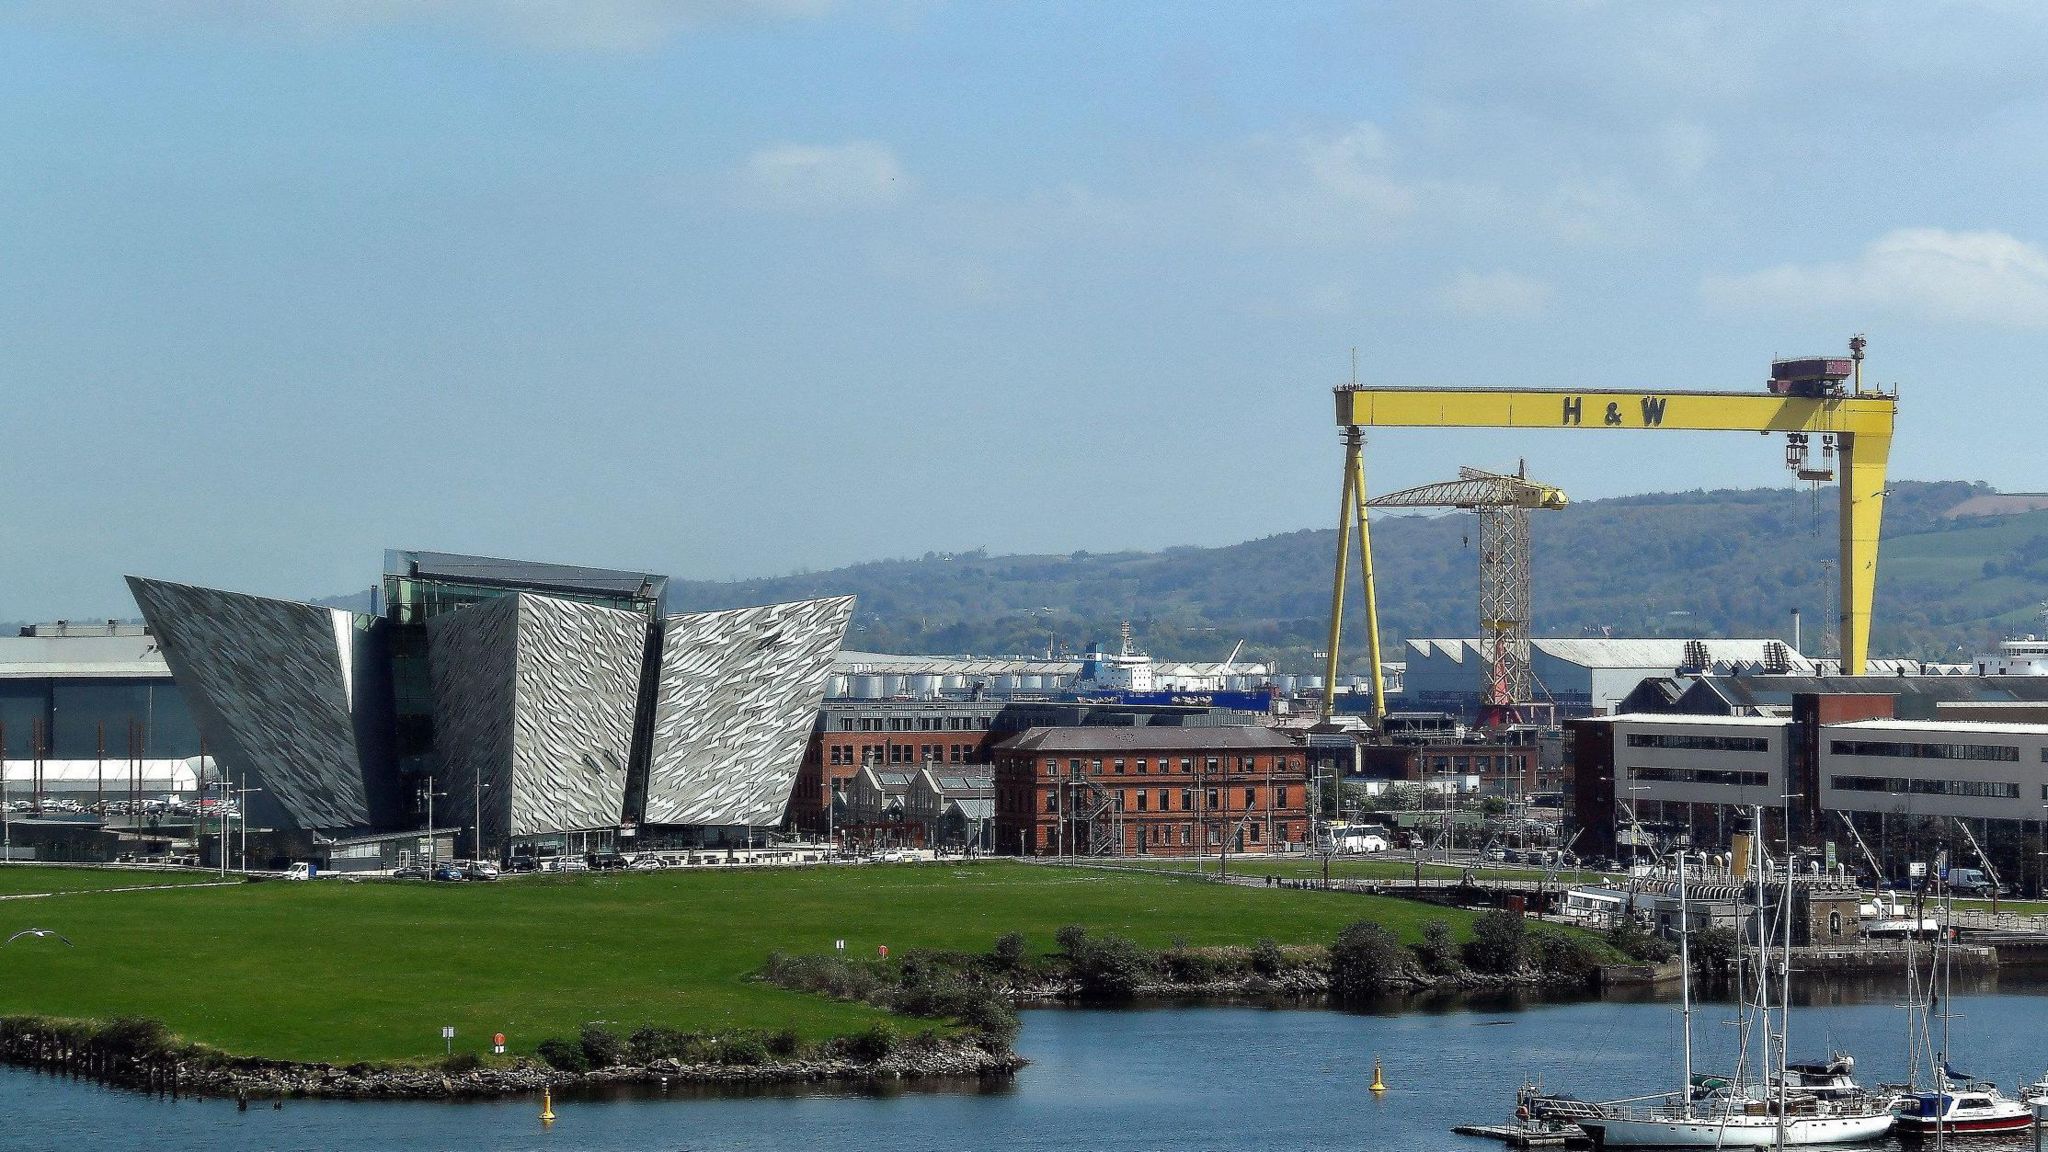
[1366, 465, 1567, 728]
[1322, 337, 1898, 722]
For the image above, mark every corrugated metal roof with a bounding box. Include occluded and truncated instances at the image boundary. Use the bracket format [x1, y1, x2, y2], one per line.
[1609, 713, 1789, 728]
[834, 650, 1084, 675]
[1407, 637, 1815, 671]
[0, 633, 172, 680]
[1829, 717, 2048, 735]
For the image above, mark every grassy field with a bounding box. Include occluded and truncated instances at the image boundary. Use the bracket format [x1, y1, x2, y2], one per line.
[0, 861, 1493, 1066]
[0, 865, 234, 896]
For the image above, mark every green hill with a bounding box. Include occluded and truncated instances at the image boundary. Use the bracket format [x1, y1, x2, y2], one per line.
[669, 480, 2048, 671]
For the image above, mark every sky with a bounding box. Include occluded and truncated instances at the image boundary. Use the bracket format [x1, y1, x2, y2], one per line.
[5, 1, 2048, 618]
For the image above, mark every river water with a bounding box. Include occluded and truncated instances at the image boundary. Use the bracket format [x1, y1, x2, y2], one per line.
[7, 979, 2048, 1152]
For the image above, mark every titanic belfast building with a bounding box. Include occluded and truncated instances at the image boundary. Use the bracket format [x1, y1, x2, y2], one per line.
[126, 551, 853, 860]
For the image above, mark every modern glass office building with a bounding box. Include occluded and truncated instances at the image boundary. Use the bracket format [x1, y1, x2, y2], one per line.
[126, 551, 852, 862]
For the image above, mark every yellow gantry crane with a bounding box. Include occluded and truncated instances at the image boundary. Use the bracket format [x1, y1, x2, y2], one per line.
[1322, 339, 1899, 722]
[1366, 465, 1567, 726]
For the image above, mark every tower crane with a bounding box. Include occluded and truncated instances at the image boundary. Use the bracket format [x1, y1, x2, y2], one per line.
[1366, 465, 1567, 728]
[1321, 336, 1898, 723]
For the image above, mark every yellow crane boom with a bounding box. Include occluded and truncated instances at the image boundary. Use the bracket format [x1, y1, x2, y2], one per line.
[1323, 383, 1898, 722]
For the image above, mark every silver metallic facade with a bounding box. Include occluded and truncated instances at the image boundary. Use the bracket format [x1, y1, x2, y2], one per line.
[645, 596, 855, 826]
[126, 576, 397, 831]
[127, 556, 854, 843]
[429, 594, 646, 840]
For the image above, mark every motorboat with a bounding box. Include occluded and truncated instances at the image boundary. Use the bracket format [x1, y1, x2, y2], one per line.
[1893, 1082, 2036, 1137]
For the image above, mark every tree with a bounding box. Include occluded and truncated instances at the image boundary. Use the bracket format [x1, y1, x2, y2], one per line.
[1414, 919, 1462, 974]
[1329, 920, 1406, 999]
[1463, 910, 1527, 974]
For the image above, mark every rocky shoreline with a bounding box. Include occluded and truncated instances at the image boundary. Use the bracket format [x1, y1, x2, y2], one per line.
[0, 1024, 1020, 1101]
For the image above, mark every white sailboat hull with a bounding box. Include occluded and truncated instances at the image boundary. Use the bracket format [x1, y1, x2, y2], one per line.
[1581, 1110, 1896, 1149]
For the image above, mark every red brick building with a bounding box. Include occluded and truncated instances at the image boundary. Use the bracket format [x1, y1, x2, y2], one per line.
[789, 701, 1005, 838]
[993, 726, 1307, 857]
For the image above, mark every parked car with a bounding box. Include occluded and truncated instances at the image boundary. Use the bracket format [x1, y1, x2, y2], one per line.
[587, 852, 627, 871]
[626, 855, 665, 871]
[431, 863, 467, 882]
[505, 856, 539, 874]
[550, 857, 590, 873]
[391, 865, 428, 880]
[464, 862, 500, 881]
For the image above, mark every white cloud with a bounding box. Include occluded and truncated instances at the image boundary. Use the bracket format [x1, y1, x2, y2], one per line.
[1439, 270, 1551, 317]
[1703, 228, 2048, 328]
[737, 141, 910, 213]
[14, 0, 834, 53]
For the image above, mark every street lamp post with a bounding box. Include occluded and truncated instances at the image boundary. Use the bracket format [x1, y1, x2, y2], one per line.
[236, 777, 263, 873]
[474, 779, 492, 864]
[421, 776, 447, 875]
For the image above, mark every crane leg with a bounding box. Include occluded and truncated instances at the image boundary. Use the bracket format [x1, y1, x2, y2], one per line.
[1838, 429, 1891, 676]
[1350, 438, 1387, 723]
[1323, 430, 1360, 721]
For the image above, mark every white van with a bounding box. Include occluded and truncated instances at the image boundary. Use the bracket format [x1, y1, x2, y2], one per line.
[283, 862, 314, 881]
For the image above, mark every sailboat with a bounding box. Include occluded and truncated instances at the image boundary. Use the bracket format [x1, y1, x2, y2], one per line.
[1534, 813, 1894, 1149]
[1891, 856, 2043, 1139]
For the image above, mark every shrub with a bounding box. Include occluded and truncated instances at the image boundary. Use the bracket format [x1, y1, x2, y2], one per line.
[1690, 926, 1738, 975]
[1251, 938, 1285, 977]
[990, 932, 1029, 972]
[716, 1033, 768, 1066]
[579, 1023, 626, 1068]
[1606, 919, 1676, 963]
[627, 1025, 696, 1064]
[766, 1028, 804, 1059]
[1054, 924, 1089, 957]
[1329, 920, 1404, 999]
[1068, 931, 1155, 1000]
[1463, 910, 1528, 975]
[1415, 919, 1462, 974]
[1163, 945, 1221, 984]
[536, 1037, 590, 1073]
[763, 951, 888, 1002]
[96, 1016, 174, 1061]
[842, 1021, 897, 1063]
[441, 1051, 483, 1074]
[1532, 931, 1601, 985]
[958, 994, 1019, 1040]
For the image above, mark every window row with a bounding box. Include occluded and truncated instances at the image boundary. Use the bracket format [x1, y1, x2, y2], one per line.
[1829, 740, 2019, 763]
[1629, 765, 1770, 787]
[1830, 775, 2021, 799]
[1626, 732, 1770, 753]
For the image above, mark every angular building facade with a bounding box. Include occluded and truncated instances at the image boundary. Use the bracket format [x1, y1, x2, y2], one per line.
[127, 552, 853, 860]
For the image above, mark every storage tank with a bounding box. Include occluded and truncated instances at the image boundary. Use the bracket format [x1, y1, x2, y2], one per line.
[942, 674, 969, 692]
[1018, 674, 1044, 692]
[1272, 674, 1298, 694]
[851, 675, 887, 699]
[1301, 676, 1324, 692]
[826, 673, 851, 698]
[909, 674, 942, 697]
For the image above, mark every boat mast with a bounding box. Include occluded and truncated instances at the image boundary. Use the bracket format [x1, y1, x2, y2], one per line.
[1776, 842, 1791, 1152]
[1679, 848, 1693, 1119]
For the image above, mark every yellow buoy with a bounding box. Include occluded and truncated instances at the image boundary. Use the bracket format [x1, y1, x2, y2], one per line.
[1370, 1057, 1387, 1093]
[540, 1086, 556, 1122]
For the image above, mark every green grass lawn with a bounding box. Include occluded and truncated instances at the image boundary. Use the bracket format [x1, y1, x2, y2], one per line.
[0, 865, 235, 896]
[0, 861, 1493, 1066]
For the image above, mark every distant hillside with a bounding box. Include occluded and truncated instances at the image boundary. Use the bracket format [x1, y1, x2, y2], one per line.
[666, 480, 2048, 672]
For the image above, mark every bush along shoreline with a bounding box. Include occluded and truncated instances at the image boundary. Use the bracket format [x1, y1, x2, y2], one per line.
[764, 912, 1617, 1014]
[0, 913, 1619, 1100]
[0, 1014, 1020, 1101]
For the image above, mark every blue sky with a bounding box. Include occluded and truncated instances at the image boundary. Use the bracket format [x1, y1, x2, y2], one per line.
[5, 1, 2047, 618]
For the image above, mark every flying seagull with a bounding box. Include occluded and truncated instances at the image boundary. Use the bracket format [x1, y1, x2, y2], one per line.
[4, 929, 74, 946]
